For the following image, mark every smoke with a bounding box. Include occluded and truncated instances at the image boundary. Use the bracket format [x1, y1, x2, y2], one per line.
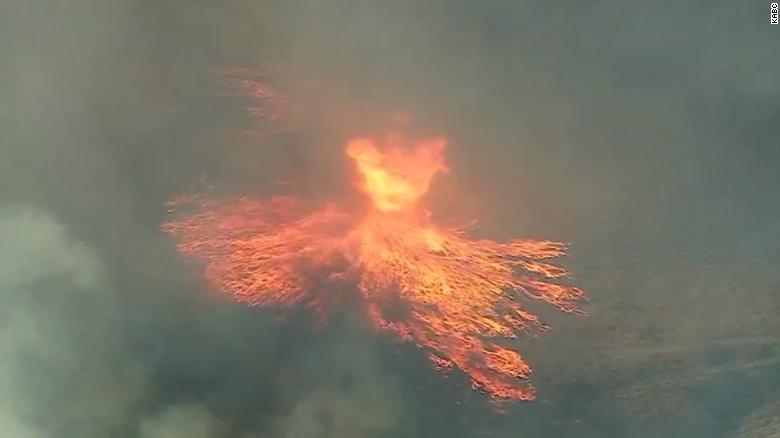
[2, 0, 779, 437]
[139, 405, 225, 438]
[0, 207, 145, 437]
[272, 334, 403, 438]
[0, 205, 405, 437]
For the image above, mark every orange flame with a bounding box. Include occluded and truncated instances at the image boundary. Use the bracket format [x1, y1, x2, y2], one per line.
[346, 137, 447, 213]
[163, 136, 584, 403]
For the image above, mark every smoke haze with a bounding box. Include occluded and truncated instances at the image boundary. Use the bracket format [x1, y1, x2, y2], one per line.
[2, 1, 779, 437]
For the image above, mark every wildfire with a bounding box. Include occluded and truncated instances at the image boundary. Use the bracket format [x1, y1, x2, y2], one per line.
[163, 135, 584, 403]
[346, 136, 447, 213]
[217, 67, 291, 131]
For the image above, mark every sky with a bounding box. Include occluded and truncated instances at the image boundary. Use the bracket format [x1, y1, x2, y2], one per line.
[2, 1, 779, 437]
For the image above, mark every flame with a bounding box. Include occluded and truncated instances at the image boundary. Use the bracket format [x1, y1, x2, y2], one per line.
[346, 137, 447, 213]
[163, 136, 584, 403]
[217, 67, 291, 131]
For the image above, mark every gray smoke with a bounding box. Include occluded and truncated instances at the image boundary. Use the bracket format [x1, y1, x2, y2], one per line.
[2, 1, 778, 437]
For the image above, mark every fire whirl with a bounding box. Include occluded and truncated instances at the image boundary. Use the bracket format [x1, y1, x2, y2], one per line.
[163, 135, 585, 403]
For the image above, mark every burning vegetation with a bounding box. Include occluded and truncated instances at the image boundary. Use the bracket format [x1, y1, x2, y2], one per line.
[163, 72, 584, 403]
